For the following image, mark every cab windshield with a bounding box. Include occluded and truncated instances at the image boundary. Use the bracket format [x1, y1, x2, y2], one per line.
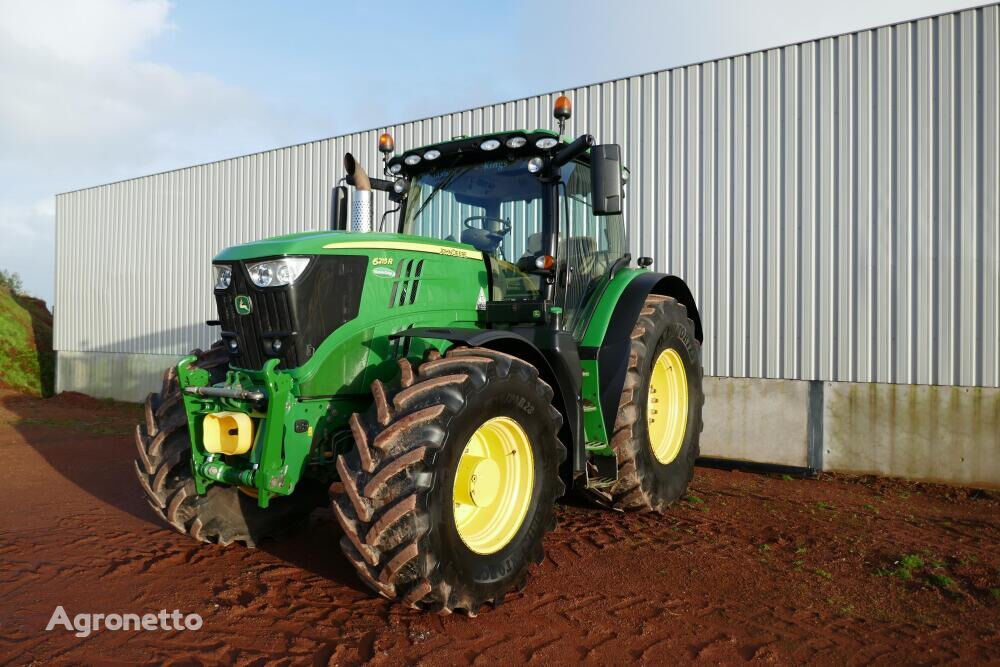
[402, 158, 544, 262]
[402, 158, 545, 300]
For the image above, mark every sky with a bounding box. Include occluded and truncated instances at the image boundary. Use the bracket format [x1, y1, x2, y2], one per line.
[0, 0, 982, 304]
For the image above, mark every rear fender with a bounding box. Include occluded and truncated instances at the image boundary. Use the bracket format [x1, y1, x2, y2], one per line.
[579, 271, 702, 444]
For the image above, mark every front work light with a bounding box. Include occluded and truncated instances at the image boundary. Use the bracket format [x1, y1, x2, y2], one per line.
[423, 149, 441, 160]
[247, 257, 311, 288]
[505, 136, 527, 149]
[404, 154, 421, 166]
[535, 137, 558, 150]
[480, 139, 501, 151]
[213, 265, 232, 290]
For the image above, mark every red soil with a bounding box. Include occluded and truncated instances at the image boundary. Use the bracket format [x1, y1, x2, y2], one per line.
[0, 390, 998, 665]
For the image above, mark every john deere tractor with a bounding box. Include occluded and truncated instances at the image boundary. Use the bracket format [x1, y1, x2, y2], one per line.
[135, 97, 703, 614]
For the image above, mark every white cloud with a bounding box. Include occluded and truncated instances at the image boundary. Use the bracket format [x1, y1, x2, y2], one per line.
[0, 0, 170, 64]
[0, 0, 289, 303]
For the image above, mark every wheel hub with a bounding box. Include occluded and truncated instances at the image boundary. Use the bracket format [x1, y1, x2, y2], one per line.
[454, 455, 501, 507]
[647, 347, 688, 465]
[452, 416, 534, 555]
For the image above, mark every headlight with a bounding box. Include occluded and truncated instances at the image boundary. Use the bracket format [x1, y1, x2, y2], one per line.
[213, 265, 232, 290]
[535, 137, 558, 150]
[527, 156, 544, 173]
[246, 257, 311, 288]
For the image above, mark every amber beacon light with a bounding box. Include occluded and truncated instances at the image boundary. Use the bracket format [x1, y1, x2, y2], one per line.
[554, 95, 572, 133]
[378, 132, 395, 154]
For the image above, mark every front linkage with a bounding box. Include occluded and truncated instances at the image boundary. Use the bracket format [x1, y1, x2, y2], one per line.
[177, 355, 336, 508]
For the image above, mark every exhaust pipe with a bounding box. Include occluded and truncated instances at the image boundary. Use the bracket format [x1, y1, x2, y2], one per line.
[344, 153, 373, 233]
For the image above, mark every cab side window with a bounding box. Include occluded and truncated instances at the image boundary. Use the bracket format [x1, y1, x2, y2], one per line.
[559, 160, 627, 335]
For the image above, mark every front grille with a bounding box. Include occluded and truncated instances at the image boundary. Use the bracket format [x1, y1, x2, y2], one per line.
[215, 255, 368, 370]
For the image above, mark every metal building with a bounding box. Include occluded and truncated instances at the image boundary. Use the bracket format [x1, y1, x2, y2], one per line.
[55, 4, 1000, 486]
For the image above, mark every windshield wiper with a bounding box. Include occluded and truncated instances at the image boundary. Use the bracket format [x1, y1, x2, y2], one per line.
[408, 164, 473, 222]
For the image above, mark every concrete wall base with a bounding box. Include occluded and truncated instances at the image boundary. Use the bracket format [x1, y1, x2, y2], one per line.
[56, 352, 1000, 487]
[824, 382, 1000, 489]
[56, 351, 179, 402]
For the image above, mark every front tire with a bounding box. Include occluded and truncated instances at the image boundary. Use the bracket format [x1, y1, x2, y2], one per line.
[332, 347, 566, 614]
[133, 344, 326, 546]
[610, 294, 704, 511]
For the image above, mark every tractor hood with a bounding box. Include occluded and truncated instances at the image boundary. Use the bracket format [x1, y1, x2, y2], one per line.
[209, 229, 490, 393]
[213, 231, 483, 262]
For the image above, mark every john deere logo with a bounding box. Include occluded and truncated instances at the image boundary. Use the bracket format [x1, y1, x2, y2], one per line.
[234, 295, 253, 315]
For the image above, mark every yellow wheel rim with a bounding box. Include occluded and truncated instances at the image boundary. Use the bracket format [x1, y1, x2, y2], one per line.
[452, 416, 534, 555]
[647, 348, 689, 465]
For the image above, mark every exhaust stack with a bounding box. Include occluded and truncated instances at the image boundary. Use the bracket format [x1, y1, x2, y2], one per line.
[344, 153, 373, 233]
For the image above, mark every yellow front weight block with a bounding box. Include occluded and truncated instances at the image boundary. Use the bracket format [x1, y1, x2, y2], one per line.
[203, 411, 255, 456]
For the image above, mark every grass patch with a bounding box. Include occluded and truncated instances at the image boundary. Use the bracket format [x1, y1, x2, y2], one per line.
[685, 495, 705, 504]
[928, 574, 955, 590]
[989, 588, 1000, 600]
[781, 474, 794, 481]
[0, 286, 53, 396]
[816, 501, 834, 510]
[815, 569, 833, 579]
[876, 552, 967, 593]
[876, 553, 924, 579]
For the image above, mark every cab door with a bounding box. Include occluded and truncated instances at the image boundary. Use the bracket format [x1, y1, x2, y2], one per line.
[557, 160, 629, 338]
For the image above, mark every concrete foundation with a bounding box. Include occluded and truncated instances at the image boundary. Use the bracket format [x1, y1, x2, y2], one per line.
[55, 352, 1000, 488]
[56, 351, 178, 402]
[823, 382, 1000, 489]
[700, 378, 810, 468]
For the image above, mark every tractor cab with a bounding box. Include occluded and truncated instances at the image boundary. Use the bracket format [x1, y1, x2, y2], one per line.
[335, 97, 629, 340]
[386, 130, 629, 339]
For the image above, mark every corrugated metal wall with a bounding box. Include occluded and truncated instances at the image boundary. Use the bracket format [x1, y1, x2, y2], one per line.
[55, 4, 1000, 388]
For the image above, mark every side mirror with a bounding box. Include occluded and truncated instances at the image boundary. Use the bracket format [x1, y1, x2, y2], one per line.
[591, 144, 623, 216]
[330, 185, 348, 230]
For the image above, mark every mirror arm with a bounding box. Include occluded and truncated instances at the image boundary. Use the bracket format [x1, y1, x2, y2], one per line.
[551, 134, 595, 168]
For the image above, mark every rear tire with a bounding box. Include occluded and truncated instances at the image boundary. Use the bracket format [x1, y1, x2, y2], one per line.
[332, 347, 566, 614]
[610, 295, 704, 511]
[133, 344, 326, 546]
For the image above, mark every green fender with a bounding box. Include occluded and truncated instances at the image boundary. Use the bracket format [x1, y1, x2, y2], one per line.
[578, 268, 702, 455]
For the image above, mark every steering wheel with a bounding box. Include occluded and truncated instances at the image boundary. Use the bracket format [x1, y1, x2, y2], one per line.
[463, 216, 512, 236]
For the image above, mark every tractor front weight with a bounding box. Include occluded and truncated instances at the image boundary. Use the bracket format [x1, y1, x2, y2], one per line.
[177, 355, 335, 508]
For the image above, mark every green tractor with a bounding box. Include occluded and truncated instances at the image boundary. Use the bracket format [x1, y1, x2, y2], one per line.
[135, 97, 704, 614]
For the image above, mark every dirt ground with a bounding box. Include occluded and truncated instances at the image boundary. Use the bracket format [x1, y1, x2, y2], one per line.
[1, 391, 998, 666]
